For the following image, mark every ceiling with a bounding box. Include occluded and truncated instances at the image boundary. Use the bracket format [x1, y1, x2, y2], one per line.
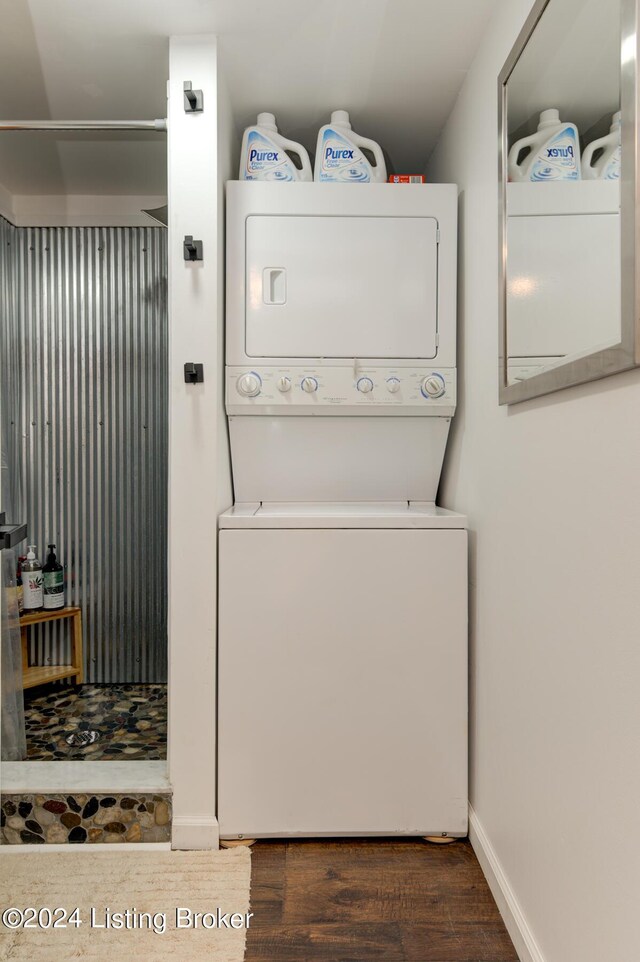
[0, 0, 501, 198]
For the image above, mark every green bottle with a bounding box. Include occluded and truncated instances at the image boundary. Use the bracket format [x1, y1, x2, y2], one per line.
[43, 543, 65, 610]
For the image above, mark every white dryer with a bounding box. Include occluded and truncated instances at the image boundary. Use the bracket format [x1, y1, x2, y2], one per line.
[219, 183, 467, 840]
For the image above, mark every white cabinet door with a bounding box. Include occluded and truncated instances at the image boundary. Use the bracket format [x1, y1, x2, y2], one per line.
[218, 528, 468, 838]
[245, 215, 438, 358]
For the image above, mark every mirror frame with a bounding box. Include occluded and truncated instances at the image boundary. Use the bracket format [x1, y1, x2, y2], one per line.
[498, 0, 639, 404]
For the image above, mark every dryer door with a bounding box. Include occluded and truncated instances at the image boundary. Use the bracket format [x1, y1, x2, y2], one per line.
[245, 214, 438, 358]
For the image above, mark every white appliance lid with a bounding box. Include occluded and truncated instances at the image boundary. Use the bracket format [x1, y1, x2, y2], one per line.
[219, 501, 467, 529]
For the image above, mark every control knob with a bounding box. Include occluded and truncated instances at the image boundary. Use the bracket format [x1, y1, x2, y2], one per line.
[236, 372, 261, 397]
[386, 377, 401, 393]
[301, 376, 318, 393]
[421, 374, 446, 399]
[277, 376, 291, 393]
[357, 377, 374, 394]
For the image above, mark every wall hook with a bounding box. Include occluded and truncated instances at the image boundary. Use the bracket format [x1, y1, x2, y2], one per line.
[184, 363, 204, 384]
[183, 81, 203, 112]
[184, 235, 203, 261]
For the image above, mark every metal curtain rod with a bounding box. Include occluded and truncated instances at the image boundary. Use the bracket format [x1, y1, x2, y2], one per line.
[0, 119, 167, 131]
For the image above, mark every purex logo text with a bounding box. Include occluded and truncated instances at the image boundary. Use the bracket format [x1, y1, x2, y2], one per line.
[325, 146, 355, 160]
[546, 145, 574, 159]
[250, 149, 280, 162]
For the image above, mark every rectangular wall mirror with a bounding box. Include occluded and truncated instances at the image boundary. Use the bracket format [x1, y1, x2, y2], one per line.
[498, 0, 639, 404]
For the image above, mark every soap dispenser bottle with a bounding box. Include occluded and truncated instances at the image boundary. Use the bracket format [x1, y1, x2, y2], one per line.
[22, 545, 44, 611]
[43, 543, 65, 610]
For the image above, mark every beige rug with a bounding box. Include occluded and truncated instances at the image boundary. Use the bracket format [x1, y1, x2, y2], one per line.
[0, 847, 251, 960]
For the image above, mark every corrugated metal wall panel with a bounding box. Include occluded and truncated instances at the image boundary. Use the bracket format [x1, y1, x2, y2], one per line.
[0, 216, 20, 523]
[2, 224, 168, 683]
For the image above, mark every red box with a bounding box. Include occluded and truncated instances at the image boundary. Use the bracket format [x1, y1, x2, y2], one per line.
[388, 175, 426, 184]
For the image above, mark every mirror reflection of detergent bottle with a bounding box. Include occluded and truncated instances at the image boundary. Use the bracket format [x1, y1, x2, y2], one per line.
[508, 109, 580, 182]
[239, 113, 312, 182]
[314, 110, 387, 183]
[582, 111, 621, 180]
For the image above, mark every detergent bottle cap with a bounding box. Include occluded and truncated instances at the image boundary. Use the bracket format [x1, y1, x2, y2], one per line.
[331, 110, 352, 129]
[538, 108, 561, 129]
[257, 112, 278, 131]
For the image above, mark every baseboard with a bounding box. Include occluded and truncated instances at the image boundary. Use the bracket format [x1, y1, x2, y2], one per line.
[171, 815, 219, 850]
[469, 805, 545, 962]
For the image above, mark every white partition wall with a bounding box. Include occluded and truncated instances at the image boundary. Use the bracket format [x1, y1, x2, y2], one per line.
[167, 35, 233, 850]
[428, 2, 640, 960]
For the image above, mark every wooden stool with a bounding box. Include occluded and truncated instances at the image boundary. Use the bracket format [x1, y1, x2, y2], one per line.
[20, 607, 84, 690]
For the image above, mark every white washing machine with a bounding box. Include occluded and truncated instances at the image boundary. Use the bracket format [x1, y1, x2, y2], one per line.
[218, 183, 467, 840]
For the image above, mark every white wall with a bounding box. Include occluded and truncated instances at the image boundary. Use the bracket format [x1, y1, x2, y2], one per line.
[216, 62, 236, 511]
[167, 35, 231, 850]
[0, 185, 166, 227]
[428, 3, 640, 961]
[10, 194, 167, 227]
[0, 181, 14, 222]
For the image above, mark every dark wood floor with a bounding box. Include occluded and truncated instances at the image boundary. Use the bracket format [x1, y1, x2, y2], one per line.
[244, 838, 518, 962]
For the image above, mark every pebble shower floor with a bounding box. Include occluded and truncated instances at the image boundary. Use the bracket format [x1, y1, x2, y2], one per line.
[23, 683, 167, 761]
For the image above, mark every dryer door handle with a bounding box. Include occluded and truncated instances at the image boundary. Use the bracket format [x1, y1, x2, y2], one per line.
[263, 267, 287, 305]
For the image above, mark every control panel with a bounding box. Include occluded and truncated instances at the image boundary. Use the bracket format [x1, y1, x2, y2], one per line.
[226, 366, 456, 416]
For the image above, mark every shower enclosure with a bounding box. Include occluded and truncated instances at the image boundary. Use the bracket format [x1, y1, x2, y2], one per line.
[0, 216, 168, 762]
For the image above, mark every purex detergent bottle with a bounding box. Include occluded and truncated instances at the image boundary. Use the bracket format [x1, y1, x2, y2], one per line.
[314, 110, 386, 183]
[239, 113, 312, 182]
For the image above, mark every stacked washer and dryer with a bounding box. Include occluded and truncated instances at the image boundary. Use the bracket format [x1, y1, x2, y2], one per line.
[218, 183, 467, 841]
